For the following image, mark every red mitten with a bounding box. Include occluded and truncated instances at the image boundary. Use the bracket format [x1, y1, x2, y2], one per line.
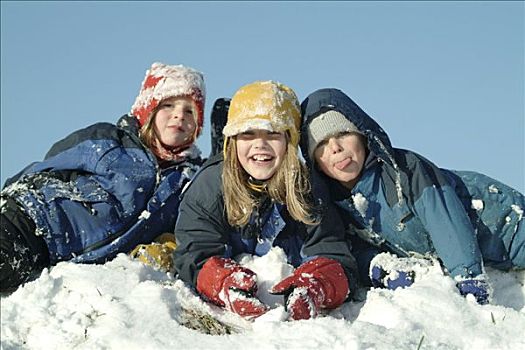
[271, 257, 349, 320]
[197, 256, 268, 319]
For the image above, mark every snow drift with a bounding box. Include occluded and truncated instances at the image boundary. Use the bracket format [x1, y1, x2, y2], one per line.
[1, 248, 524, 350]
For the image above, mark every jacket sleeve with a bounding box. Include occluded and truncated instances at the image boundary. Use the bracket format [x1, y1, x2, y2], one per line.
[173, 165, 230, 288]
[301, 201, 359, 296]
[10, 123, 133, 176]
[409, 155, 483, 278]
[4, 122, 157, 218]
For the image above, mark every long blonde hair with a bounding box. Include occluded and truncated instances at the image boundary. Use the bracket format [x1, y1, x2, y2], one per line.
[222, 132, 316, 227]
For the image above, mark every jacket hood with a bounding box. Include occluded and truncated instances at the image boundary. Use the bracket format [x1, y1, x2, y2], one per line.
[300, 88, 393, 167]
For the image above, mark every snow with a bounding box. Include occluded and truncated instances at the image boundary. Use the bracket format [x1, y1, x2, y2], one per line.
[471, 199, 484, 211]
[488, 185, 500, 194]
[222, 81, 299, 138]
[2, 248, 525, 350]
[369, 252, 434, 283]
[130, 63, 205, 117]
[138, 210, 151, 220]
[352, 193, 368, 218]
[512, 204, 523, 220]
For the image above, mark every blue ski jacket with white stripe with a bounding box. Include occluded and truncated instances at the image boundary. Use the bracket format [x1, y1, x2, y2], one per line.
[2, 115, 201, 264]
[300, 89, 524, 279]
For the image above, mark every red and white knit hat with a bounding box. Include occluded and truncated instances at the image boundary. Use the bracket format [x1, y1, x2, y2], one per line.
[130, 62, 206, 136]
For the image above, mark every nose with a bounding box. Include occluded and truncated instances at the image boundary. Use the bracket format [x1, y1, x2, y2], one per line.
[253, 137, 268, 148]
[170, 105, 186, 120]
[252, 133, 270, 148]
[172, 108, 183, 119]
[327, 137, 342, 153]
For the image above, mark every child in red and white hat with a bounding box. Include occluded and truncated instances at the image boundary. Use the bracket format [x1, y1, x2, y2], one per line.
[0, 62, 206, 292]
[131, 62, 205, 165]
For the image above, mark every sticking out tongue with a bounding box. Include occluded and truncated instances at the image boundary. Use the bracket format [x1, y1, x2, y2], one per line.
[335, 158, 351, 170]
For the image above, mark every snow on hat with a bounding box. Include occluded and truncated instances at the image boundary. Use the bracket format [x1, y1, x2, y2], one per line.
[223, 81, 301, 146]
[130, 62, 205, 135]
[307, 110, 362, 160]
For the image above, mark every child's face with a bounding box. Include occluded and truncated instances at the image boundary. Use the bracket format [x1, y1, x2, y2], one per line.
[314, 132, 366, 189]
[236, 129, 287, 181]
[153, 96, 197, 148]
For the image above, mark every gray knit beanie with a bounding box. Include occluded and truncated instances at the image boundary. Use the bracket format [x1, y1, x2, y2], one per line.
[307, 110, 361, 160]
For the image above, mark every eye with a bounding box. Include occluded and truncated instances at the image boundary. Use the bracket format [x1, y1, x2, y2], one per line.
[268, 131, 284, 140]
[236, 131, 255, 140]
[184, 108, 194, 115]
[160, 103, 174, 109]
[317, 138, 328, 148]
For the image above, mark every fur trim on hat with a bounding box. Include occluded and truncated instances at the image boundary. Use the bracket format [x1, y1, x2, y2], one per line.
[223, 81, 301, 146]
[130, 62, 205, 135]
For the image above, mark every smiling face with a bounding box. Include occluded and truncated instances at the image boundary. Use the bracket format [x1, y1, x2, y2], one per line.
[235, 129, 287, 181]
[314, 132, 367, 189]
[153, 96, 197, 148]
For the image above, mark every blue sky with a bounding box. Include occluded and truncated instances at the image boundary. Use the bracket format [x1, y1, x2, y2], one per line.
[1, 1, 524, 193]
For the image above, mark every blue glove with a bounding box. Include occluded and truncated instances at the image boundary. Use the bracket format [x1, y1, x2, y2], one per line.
[370, 265, 415, 290]
[457, 279, 490, 305]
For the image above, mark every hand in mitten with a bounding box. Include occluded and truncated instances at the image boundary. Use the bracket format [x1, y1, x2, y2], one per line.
[130, 233, 177, 272]
[457, 278, 490, 305]
[196, 256, 268, 319]
[370, 265, 415, 290]
[270, 257, 349, 320]
[368, 253, 422, 290]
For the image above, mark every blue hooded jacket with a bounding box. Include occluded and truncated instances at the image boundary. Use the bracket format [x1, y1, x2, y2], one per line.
[2, 115, 201, 264]
[300, 89, 524, 279]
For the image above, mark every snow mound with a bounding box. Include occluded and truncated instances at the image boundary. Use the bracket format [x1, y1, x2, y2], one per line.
[1, 248, 524, 350]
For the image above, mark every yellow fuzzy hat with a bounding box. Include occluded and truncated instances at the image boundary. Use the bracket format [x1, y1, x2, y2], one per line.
[223, 81, 301, 146]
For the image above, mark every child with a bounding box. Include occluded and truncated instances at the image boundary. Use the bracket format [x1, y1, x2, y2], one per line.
[174, 81, 357, 320]
[0, 62, 206, 292]
[300, 88, 524, 305]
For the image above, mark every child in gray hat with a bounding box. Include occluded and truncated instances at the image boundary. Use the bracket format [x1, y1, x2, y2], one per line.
[300, 88, 524, 305]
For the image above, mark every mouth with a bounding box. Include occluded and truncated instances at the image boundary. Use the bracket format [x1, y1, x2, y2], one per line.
[334, 157, 352, 170]
[168, 125, 185, 132]
[250, 154, 274, 163]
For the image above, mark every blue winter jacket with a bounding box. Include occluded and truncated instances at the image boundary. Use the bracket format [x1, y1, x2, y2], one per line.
[300, 89, 525, 279]
[174, 154, 359, 293]
[2, 115, 202, 264]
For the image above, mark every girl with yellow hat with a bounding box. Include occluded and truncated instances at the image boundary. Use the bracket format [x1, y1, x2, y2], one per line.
[174, 81, 358, 321]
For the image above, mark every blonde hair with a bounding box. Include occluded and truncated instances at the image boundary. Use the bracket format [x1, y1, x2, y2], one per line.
[139, 109, 158, 150]
[222, 132, 317, 227]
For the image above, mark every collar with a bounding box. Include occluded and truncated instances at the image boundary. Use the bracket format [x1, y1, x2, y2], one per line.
[247, 177, 267, 193]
